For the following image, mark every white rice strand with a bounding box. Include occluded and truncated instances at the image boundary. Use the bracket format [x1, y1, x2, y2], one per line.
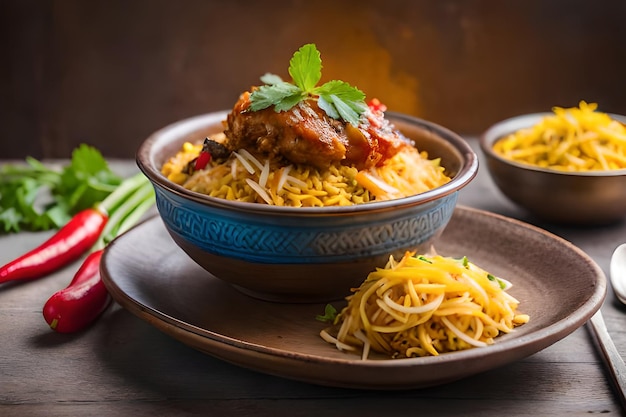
[245, 178, 273, 205]
[233, 152, 256, 175]
[277, 165, 292, 191]
[239, 149, 264, 171]
[285, 175, 308, 188]
[259, 159, 270, 188]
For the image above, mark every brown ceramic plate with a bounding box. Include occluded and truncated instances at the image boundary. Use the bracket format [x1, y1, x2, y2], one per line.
[101, 206, 606, 390]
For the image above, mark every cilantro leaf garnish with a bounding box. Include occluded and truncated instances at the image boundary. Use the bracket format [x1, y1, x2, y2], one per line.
[250, 82, 303, 112]
[57, 144, 121, 214]
[487, 273, 506, 289]
[417, 255, 433, 264]
[249, 44, 367, 126]
[315, 303, 338, 323]
[0, 144, 121, 233]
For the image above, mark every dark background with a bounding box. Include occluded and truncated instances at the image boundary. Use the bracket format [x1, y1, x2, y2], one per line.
[3, 0, 626, 160]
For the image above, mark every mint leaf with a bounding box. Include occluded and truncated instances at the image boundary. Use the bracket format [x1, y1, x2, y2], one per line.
[317, 96, 339, 120]
[260, 73, 284, 85]
[327, 95, 361, 126]
[274, 92, 307, 112]
[315, 80, 367, 126]
[248, 43, 367, 125]
[289, 43, 322, 92]
[315, 80, 365, 102]
[249, 82, 303, 112]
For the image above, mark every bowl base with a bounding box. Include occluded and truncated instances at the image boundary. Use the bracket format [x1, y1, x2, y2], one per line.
[169, 229, 438, 304]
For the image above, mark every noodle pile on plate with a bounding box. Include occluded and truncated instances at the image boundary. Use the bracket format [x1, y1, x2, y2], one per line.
[320, 252, 529, 359]
[493, 101, 626, 172]
[162, 135, 450, 207]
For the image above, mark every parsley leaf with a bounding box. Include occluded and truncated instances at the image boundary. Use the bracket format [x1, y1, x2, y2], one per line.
[315, 303, 338, 323]
[0, 144, 121, 233]
[57, 144, 121, 213]
[0, 161, 62, 232]
[69, 143, 109, 176]
[249, 43, 367, 126]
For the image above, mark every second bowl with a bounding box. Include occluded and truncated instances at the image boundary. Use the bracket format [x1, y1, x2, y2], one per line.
[480, 113, 626, 225]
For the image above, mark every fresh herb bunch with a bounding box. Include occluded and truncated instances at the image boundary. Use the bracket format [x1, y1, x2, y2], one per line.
[249, 43, 367, 126]
[0, 144, 121, 233]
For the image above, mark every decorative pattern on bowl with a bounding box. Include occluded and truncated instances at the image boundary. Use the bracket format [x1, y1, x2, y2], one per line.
[156, 186, 457, 263]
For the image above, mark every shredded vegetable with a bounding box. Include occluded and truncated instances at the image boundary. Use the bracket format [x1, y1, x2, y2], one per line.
[320, 252, 529, 359]
[493, 101, 626, 171]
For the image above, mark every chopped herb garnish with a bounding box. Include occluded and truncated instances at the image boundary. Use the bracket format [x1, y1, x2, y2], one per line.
[417, 255, 433, 264]
[315, 303, 338, 323]
[249, 44, 367, 126]
[487, 273, 506, 289]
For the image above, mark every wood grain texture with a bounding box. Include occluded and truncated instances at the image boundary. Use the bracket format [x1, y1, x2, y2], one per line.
[1, 139, 626, 415]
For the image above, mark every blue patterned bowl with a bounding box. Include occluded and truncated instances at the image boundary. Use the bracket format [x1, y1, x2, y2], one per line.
[137, 111, 477, 302]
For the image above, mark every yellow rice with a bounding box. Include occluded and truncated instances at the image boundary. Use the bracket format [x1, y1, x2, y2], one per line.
[161, 137, 451, 207]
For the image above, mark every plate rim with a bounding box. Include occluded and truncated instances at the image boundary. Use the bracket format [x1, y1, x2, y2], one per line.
[101, 205, 607, 388]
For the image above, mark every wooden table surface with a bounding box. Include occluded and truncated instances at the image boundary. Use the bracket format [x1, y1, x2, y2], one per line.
[2, 138, 626, 416]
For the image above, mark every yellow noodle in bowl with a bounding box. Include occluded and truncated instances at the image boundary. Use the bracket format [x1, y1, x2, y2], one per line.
[492, 101, 626, 172]
[161, 134, 451, 207]
[320, 252, 529, 359]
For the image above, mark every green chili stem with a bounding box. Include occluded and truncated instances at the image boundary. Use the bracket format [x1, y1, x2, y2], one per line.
[95, 181, 154, 249]
[113, 194, 155, 238]
[97, 172, 149, 215]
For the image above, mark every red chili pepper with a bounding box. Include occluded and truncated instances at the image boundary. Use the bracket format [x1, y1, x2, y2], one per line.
[0, 208, 107, 284]
[194, 151, 211, 170]
[43, 249, 111, 333]
[193, 138, 213, 171]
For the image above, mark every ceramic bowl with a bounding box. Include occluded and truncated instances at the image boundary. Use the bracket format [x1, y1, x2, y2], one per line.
[480, 113, 626, 225]
[136, 111, 478, 302]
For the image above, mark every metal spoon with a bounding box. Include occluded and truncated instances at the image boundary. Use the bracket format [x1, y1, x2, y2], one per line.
[588, 243, 626, 408]
[611, 244, 626, 305]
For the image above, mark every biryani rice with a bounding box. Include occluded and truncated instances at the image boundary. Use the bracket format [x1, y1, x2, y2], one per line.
[161, 136, 451, 207]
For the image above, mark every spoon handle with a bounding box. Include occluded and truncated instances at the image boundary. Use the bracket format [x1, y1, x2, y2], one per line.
[588, 311, 626, 409]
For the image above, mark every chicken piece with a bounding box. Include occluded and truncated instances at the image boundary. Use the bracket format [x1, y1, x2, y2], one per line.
[224, 91, 411, 170]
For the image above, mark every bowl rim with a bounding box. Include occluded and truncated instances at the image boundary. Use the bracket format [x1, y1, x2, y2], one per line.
[137, 110, 479, 215]
[480, 112, 626, 177]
